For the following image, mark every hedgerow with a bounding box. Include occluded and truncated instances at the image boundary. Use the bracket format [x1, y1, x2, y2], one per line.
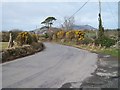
[16, 32, 38, 46]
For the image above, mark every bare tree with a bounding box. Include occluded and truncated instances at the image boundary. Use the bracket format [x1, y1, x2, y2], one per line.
[62, 16, 75, 31]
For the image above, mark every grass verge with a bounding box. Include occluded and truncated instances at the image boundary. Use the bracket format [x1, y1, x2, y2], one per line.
[0, 42, 8, 51]
[53, 41, 119, 58]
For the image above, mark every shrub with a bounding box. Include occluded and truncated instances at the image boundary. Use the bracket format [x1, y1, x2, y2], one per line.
[74, 30, 85, 41]
[79, 38, 94, 45]
[57, 30, 65, 39]
[31, 42, 44, 50]
[95, 36, 116, 48]
[1, 32, 9, 42]
[31, 34, 38, 43]
[44, 33, 49, 38]
[40, 33, 49, 39]
[66, 30, 75, 40]
[2, 42, 44, 62]
[16, 32, 38, 46]
[1, 30, 23, 42]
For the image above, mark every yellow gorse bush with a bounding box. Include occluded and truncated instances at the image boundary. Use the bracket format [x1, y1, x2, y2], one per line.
[16, 32, 38, 46]
[54, 30, 85, 42]
[57, 30, 65, 39]
[65, 30, 85, 41]
[74, 30, 85, 41]
[66, 30, 75, 40]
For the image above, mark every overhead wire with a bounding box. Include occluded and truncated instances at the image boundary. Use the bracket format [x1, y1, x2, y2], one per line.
[69, 0, 90, 19]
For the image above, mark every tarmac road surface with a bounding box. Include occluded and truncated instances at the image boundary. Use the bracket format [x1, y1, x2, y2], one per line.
[2, 42, 98, 88]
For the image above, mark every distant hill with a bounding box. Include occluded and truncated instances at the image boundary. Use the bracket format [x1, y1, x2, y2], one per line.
[72, 25, 97, 30]
[32, 26, 60, 34]
[32, 25, 96, 34]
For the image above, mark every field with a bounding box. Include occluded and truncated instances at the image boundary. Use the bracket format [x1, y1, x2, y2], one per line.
[85, 30, 119, 38]
[0, 42, 8, 51]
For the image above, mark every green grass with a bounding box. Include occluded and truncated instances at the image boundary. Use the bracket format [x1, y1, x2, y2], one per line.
[85, 32, 96, 38]
[98, 48, 119, 57]
[77, 45, 119, 57]
[0, 42, 8, 51]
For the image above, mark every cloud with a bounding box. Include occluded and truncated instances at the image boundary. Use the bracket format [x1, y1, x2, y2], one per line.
[2, 2, 118, 31]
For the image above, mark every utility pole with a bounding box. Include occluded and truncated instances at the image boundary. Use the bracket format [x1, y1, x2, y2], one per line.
[8, 31, 14, 48]
[98, 0, 104, 38]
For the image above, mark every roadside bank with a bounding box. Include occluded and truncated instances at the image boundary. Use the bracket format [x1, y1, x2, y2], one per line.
[1, 42, 45, 63]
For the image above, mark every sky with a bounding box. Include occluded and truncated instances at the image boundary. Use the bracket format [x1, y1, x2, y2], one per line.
[1, 1, 119, 31]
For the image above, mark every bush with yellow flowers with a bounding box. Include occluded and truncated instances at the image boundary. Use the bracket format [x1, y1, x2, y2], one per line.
[16, 32, 38, 46]
[31, 34, 38, 43]
[52, 30, 85, 43]
[74, 30, 85, 41]
[66, 30, 75, 40]
[57, 30, 65, 39]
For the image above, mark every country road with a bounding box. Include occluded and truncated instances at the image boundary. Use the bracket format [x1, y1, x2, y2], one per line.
[2, 42, 98, 88]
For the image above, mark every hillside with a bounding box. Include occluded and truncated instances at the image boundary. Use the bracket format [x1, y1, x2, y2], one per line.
[32, 25, 96, 34]
[72, 25, 97, 30]
[32, 26, 60, 34]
